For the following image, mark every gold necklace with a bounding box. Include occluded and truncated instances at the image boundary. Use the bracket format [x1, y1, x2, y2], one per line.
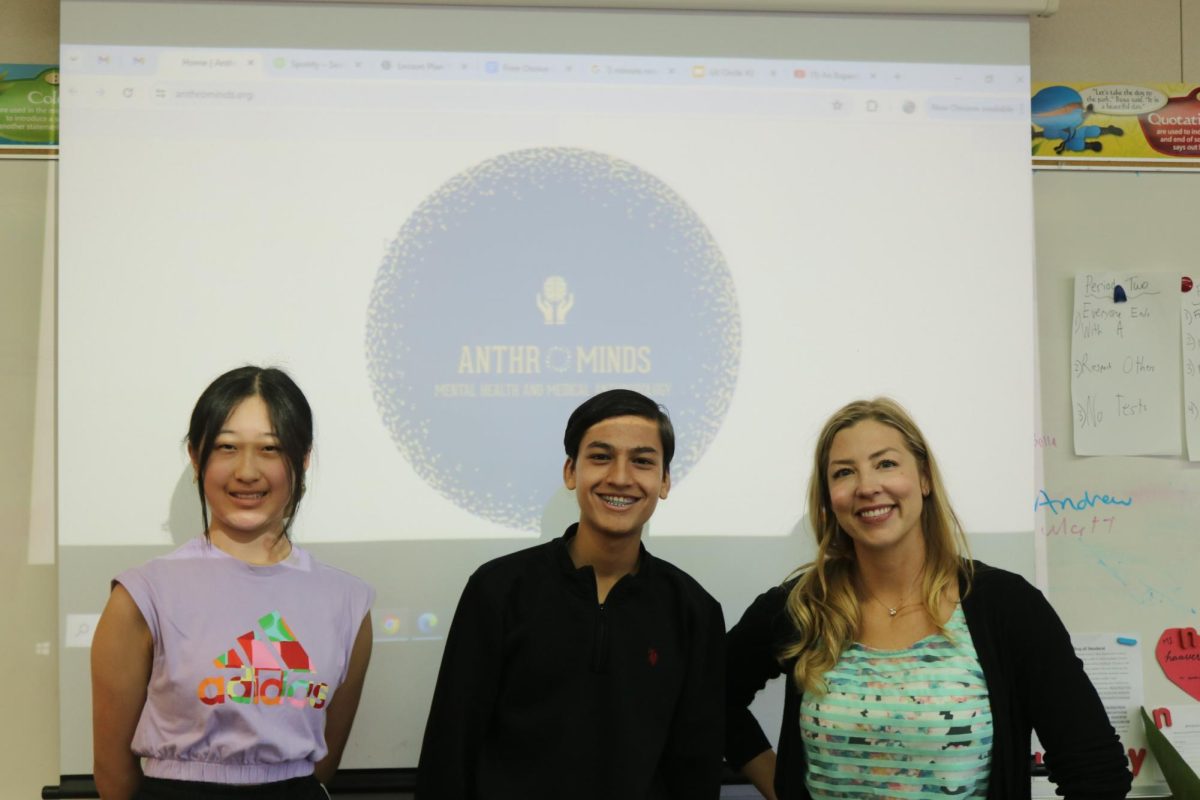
[862, 579, 920, 618]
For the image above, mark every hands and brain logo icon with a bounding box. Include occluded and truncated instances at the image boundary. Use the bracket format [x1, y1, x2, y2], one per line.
[537, 275, 574, 325]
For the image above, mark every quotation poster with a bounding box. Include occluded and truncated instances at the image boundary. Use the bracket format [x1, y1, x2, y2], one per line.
[1033, 82, 1200, 166]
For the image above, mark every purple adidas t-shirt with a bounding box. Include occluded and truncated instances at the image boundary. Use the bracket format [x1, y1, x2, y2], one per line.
[115, 537, 374, 784]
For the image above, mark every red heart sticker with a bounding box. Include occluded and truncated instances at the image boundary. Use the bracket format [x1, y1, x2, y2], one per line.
[1156, 627, 1200, 701]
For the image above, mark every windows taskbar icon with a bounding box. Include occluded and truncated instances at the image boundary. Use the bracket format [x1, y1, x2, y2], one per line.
[375, 608, 443, 642]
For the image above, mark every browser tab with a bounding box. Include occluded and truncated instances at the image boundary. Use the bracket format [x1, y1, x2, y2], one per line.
[159, 51, 261, 78]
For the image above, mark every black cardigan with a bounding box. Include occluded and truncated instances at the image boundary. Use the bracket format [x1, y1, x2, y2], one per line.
[725, 562, 1132, 799]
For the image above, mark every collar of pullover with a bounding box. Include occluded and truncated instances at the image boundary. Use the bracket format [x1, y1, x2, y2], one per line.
[553, 523, 652, 602]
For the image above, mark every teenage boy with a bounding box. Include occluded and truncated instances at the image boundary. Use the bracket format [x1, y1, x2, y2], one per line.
[417, 389, 725, 800]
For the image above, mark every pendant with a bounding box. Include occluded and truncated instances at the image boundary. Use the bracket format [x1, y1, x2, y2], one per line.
[888, 607, 898, 617]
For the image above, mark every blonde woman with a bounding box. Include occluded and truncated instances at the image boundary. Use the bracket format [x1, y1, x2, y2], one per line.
[725, 398, 1130, 800]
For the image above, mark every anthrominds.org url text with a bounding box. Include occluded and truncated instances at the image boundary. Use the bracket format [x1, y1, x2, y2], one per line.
[172, 89, 254, 102]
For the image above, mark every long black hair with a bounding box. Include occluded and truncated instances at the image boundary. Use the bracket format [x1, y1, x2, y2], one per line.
[187, 366, 313, 538]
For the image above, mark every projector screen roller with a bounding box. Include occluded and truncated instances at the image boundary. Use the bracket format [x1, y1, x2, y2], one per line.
[58, 1, 1034, 775]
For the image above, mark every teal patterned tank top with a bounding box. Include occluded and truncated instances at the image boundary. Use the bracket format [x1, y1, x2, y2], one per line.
[800, 604, 993, 798]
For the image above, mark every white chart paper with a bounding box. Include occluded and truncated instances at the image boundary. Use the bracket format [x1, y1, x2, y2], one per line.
[1183, 279, 1200, 460]
[1033, 633, 1162, 794]
[1072, 273, 1181, 455]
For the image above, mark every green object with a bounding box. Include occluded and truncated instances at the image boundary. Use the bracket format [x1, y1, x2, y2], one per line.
[1142, 706, 1200, 800]
[0, 65, 58, 146]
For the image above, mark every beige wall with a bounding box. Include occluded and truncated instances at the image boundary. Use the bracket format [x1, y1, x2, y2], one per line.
[1032, 0, 1184, 81]
[2, 0, 59, 794]
[1, 0, 1193, 794]
[1033, 0, 1200, 85]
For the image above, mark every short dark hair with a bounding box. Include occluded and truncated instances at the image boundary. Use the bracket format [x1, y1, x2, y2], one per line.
[187, 366, 313, 539]
[563, 389, 674, 474]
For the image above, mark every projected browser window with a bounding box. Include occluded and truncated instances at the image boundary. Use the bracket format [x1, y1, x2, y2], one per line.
[62, 46, 1030, 133]
[58, 45, 1033, 546]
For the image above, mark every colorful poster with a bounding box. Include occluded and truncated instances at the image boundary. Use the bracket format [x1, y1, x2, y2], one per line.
[1032, 82, 1200, 167]
[0, 64, 58, 156]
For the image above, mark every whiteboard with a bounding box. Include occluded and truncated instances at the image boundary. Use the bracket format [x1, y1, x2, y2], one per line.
[1035, 169, 1200, 796]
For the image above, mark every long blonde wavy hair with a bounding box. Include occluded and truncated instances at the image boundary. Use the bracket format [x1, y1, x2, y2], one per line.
[779, 397, 973, 696]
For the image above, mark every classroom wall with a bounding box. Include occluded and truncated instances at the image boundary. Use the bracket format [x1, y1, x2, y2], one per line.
[1, 0, 1193, 794]
[1, 0, 60, 792]
[1032, 6, 1200, 792]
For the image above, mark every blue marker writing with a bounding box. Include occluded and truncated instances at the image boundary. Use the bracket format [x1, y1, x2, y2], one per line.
[1034, 489, 1133, 515]
[1116, 637, 1137, 646]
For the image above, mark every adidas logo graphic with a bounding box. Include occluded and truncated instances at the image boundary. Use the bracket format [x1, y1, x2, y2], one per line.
[196, 611, 329, 709]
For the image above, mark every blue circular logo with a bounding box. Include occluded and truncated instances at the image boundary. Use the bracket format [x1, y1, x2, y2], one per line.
[366, 147, 740, 531]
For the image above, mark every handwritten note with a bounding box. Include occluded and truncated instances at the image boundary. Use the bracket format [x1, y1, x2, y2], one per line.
[1072, 273, 1181, 455]
[1183, 280, 1200, 460]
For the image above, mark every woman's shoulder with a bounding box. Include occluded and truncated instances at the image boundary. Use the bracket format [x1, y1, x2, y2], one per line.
[964, 560, 1037, 594]
[754, 576, 797, 608]
[962, 560, 1051, 621]
[303, 550, 371, 587]
[116, 538, 214, 582]
[289, 547, 374, 610]
[730, 577, 798, 636]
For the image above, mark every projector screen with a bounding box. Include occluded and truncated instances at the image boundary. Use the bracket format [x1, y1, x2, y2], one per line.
[58, 1, 1034, 776]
